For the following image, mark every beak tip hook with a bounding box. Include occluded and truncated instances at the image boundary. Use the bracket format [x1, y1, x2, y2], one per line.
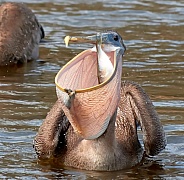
[64, 36, 71, 47]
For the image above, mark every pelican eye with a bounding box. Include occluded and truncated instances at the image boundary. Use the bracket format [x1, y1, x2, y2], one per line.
[114, 35, 119, 41]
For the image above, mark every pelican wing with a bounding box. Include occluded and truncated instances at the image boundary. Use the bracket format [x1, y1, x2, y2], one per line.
[34, 99, 70, 159]
[118, 81, 166, 156]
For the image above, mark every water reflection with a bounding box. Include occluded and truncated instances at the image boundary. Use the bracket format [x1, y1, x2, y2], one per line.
[34, 158, 167, 179]
[0, 0, 183, 179]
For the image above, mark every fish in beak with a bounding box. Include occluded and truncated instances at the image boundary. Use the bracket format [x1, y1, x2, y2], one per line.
[55, 31, 126, 139]
[95, 33, 114, 83]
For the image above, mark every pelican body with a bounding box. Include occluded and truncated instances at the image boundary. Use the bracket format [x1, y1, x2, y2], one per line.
[0, 2, 44, 66]
[34, 31, 166, 171]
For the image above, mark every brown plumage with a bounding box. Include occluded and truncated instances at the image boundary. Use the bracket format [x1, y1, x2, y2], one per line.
[34, 31, 166, 171]
[0, 2, 44, 66]
[34, 81, 166, 171]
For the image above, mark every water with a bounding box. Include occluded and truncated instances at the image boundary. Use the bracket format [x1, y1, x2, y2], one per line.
[0, 0, 183, 179]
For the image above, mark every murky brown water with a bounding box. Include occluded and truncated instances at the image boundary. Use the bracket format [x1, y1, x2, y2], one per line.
[0, 0, 183, 179]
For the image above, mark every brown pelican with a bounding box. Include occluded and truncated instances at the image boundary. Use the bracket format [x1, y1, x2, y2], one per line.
[34, 31, 166, 171]
[0, 2, 44, 66]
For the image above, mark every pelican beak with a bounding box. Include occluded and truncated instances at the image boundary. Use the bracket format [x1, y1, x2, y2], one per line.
[64, 34, 101, 47]
[64, 32, 126, 54]
[56, 32, 124, 139]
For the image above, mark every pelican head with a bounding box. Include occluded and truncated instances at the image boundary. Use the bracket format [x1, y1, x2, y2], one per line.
[65, 30, 126, 54]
